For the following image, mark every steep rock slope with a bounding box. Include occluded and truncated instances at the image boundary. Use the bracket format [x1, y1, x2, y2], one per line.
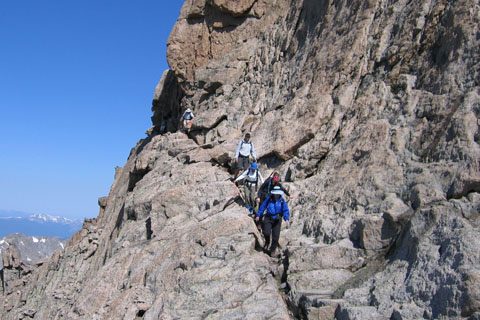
[2, 0, 480, 319]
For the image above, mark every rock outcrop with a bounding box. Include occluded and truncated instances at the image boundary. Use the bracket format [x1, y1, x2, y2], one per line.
[2, 0, 479, 319]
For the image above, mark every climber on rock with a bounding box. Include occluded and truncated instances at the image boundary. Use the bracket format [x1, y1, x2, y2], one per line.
[180, 108, 194, 133]
[234, 133, 256, 178]
[256, 186, 290, 257]
[258, 171, 293, 204]
[234, 161, 264, 215]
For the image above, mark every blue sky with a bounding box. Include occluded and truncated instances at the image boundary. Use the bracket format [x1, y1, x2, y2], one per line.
[0, 1, 185, 219]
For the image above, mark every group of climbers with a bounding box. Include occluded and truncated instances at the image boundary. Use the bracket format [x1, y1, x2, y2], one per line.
[179, 109, 291, 257]
[233, 133, 292, 257]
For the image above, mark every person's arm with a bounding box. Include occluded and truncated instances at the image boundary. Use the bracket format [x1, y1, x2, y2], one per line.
[278, 182, 290, 197]
[283, 200, 290, 228]
[191, 112, 195, 118]
[234, 141, 242, 159]
[256, 197, 270, 220]
[258, 171, 265, 185]
[250, 143, 256, 160]
[234, 169, 248, 182]
[282, 200, 290, 221]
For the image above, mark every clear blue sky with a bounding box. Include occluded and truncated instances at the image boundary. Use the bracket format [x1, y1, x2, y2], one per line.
[0, 1, 185, 219]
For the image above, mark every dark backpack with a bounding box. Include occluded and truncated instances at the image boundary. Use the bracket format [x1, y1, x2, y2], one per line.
[183, 112, 193, 120]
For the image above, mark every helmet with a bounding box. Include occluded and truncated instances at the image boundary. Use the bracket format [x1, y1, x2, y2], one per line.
[271, 185, 284, 195]
[186, 108, 192, 112]
[250, 162, 258, 170]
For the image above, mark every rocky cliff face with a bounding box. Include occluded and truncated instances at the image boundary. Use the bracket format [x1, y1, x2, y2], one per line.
[2, 0, 479, 319]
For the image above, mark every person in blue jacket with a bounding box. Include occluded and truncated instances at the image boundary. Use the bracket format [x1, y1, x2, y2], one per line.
[256, 185, 290, 256]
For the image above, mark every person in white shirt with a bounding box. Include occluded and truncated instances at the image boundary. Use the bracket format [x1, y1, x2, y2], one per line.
[234, 162, 264, 215]
[180, 108, 194, 132]
[234, 133, 256, 178]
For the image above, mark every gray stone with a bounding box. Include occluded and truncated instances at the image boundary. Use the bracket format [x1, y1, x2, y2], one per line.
[335, 306, 386, 320]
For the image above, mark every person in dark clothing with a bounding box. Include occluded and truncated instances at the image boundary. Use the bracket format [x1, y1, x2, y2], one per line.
[257, 171, 293, 204]
[256, 186, 290, 257]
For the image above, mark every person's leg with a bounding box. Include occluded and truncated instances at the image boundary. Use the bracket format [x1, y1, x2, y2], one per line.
[235, 157, 247, 178]
[242, 157, 250, 171]
[185, 120, 192, 132]
[244, 185, 254, 214]
[269, 218, 282, 255]
[247, 185, 256, 209]
[254, 195, 261, 213]
[234, 165, 240, 180]
[262, 216, 273, 250]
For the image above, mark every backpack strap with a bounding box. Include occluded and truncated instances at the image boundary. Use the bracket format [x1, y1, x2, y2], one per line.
[240, 140, 251, 150]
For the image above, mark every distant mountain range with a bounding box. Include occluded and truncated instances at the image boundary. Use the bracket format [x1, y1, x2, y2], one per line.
[0, 210, 83, 240]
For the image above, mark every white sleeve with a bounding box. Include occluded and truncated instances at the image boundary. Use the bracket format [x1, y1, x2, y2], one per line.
[234, 169, 248, 182]
[258, 171, 264, 184]
[250, 143, 256, 159]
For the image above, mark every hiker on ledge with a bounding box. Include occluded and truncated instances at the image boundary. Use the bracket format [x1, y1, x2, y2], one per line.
[258, 171, 293, 204]
[180, 108, 194, 133]
[256, 186, 290, 257]
[234, 133, 256, 178]
[234, 162, 264, 215]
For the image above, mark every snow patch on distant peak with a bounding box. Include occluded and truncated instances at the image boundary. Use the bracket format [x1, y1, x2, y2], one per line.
[29, 213, 80, 225]
[32, 236, 39, 243]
